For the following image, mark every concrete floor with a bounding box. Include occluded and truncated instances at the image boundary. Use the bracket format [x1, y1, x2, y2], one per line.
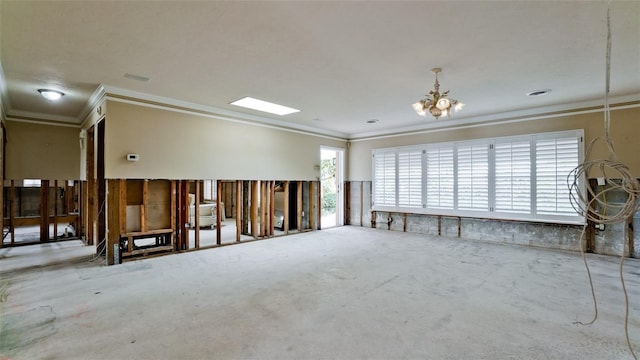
[1, 226, 639, 359]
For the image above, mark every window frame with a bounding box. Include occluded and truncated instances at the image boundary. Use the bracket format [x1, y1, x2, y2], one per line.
[371, 129, 584, 224]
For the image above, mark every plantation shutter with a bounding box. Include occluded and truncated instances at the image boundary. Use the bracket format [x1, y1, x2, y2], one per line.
[398, 149, 423, 208]
[456, 143, 489, 211]
[373, 151, 397, 206]
[426, 145, 454, 209]
[494, 140, 531, 214]
[535, 136, 579, 216]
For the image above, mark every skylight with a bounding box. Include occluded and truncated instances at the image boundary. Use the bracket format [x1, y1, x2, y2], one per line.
[230, 97, 300, 116]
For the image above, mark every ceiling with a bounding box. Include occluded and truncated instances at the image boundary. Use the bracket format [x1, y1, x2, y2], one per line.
[1, 1, 639, 139]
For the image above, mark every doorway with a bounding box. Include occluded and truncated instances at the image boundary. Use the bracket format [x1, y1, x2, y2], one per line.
[320, 147, 344, 228]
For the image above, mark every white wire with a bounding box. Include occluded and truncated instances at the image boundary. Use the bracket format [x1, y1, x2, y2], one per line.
[567, 2, 640, 358]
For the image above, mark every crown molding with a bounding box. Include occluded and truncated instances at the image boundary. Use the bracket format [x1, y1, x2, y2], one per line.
[5, 109, 80, 124]
[102, 85, 349, 141]
[5, 116, 81, 128]
[78, 84, 106, 128]
[349, 94, 640, 141]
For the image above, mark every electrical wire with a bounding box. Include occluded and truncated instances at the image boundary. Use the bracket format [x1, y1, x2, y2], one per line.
[567, 2, 640, 358]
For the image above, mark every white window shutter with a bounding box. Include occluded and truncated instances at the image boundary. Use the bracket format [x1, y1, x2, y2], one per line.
[398, 149, 422, 208]
[426, 146, 454, 209]
[494, 140, 531, 214]
[535, 137, 579, 216]
[457, 143, 489, 211]
[373, 151, 397, 206]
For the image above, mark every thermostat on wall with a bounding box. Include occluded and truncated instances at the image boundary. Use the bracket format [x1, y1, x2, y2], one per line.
[126, 153, 140, 162]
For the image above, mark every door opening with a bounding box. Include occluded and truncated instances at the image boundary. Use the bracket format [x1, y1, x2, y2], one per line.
[320, 147, 344, 228]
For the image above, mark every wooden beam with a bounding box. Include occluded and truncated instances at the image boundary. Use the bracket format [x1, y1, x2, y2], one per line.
[585, 179, 596, 253]
[297, 181, 303, 232]
[53, 180, 58, 241]
[628, 215, 634, 258]
[316, 180, 322, 230]
[9, 180, 15, 245]
[344, 181, 351, 226]
[260, 181, 267, 237]
[216, 180, 222, 245]
[40, 180, 50, 242]
[403, 213, 407, 232]
[242, 181, 249, 235]
[283, 181, 289, 234]
[86, 127, 95, 246]
[106, 179, 122, 265]
[194, 180, 200, 249]
[270, 181, 275, 236]
[251, 181, 259, 239]
[119, 179, 127, 235]
[236, 180, 242, 243]
[179, 180, 189, 250]
[141, 180, 149, 233]
[170, 180, 176, 249]
[309, 181, 316, 230]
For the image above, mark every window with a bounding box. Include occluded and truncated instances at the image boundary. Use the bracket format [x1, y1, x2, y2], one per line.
[23, 179, 41, 187]
[373, 150, 396, 206]
[425, 145, 454, 209]
[535, 136, 579, 216]
[398, 149, 422, 208]
[372, 130, 583, 223]
[494, 139, 531, 214]
[203, 179, 216, 200]
[456, 143, 489, 211]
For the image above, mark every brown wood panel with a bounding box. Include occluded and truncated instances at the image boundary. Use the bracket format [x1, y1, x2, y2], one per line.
[146, 180, 172, 230]
[126, 179, 143, 205]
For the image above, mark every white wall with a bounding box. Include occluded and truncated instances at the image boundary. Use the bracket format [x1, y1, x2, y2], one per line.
[348, 107, 640, 180]
[5, 120, 81, 181]
[104, 100, 347, 180]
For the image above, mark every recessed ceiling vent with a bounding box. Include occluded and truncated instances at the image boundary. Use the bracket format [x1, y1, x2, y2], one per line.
[124, 73, 151, 82]
[527, 89, 551, 97]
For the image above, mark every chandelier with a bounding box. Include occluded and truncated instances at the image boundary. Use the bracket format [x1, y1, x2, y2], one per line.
[412, 68, 464, 119]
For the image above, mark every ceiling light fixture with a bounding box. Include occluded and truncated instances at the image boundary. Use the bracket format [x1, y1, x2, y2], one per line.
[38, 89, 65, 101]
[412, 68, 463, 119]
[230, 97, 300, 116]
